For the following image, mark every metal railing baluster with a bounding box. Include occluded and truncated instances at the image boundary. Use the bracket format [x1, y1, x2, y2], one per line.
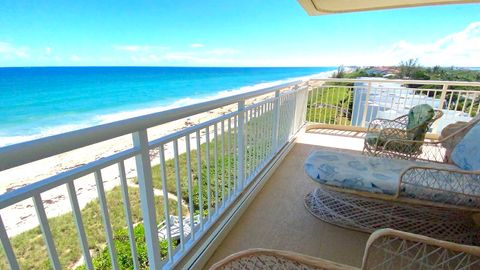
[195, 130, 204, 229]
[94, 170, 119, 270]
[272, 90, 280, 150]
[67, 181, 94, 270]
[220, 120, 225, 207]
[158, 144, 173, 261]
[185, 134, 195, 241]
[260, 103, 267, 164]
[213, 123, 219, 212]
[173, 140, 185, 250]
[118, 161, 140, 270]
[205, 127, 211, 220]
[252, 106, 259, 173]
[237, 101, 245, 190]
[0, 215, 19, 270]
[233, 115, 238, 193]
[33, 194, 61, 270]
[226, 118, 232, 200]
[314, 87, 321, 123]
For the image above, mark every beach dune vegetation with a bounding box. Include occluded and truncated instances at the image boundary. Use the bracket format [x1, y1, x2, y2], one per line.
[0, 187, 182, 269]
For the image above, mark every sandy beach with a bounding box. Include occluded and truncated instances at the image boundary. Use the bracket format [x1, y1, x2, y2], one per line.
[0, 102, 234, 236]
[0, 78, 327, 237]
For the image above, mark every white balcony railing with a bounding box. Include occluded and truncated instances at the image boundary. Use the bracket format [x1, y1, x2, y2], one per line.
[306, 78, 480, 136]
[1, 78, 479, 269]
[0, 81, 308, 269]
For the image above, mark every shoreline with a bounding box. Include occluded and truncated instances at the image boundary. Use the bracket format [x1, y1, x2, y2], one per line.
[0, 73, 333, 237]
[0, 68, 336, 147]
[0, 103, 237, 236]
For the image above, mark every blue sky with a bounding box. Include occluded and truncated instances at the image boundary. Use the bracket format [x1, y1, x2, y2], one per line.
[0, 1, 479, 67]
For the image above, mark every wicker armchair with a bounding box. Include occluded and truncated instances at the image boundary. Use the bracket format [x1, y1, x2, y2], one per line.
[363, 105, 443, 158]
[376, 117, 480, 163]
[210, 229, 480, 270]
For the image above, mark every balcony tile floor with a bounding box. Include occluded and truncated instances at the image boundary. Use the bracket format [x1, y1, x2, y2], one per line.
[205, 130, 369, 268]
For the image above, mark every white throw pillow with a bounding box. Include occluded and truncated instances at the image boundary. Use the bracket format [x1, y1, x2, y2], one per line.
[451, 123, 480, 171]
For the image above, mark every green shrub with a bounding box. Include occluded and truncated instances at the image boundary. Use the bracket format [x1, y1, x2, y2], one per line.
[77, 224, 176, 270]
[0, 186, 181, 269]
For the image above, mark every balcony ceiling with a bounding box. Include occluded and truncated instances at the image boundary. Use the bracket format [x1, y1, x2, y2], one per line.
[297, 0, 480, 15]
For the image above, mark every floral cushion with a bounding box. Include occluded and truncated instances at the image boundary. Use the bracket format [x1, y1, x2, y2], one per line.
[451, 123, 480, 171]
[304, 150, 454, 196]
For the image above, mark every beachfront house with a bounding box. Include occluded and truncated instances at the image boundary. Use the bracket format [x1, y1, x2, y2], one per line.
[1, 1, 480, 270]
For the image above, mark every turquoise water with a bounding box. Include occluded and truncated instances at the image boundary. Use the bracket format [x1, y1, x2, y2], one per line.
[0, 66, 335, 146]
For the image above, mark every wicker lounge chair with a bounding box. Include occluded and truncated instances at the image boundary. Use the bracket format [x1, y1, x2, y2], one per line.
[363, 104, 443, 158]
[210, 229, 480, 269]
[304, 118, 480, 245]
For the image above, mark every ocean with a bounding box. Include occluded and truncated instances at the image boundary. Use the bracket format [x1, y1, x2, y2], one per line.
[0, 66, 336, 146]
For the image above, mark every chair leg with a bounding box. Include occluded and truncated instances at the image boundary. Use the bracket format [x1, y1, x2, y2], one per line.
[304, 187, 480, 245]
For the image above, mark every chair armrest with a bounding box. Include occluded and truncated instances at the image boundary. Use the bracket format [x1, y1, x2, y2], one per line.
[367, 116, 408, 132]
[209, 248, 359, 270]
[381, 138, 447, 162]
[398, 166, 480, 208]
[362, 228, 480, 270]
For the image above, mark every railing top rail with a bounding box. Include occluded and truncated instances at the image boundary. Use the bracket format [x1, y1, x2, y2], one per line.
[312, 78, 480, 87]
[0, 147, 139, 208]
[0, 80, 302, 171]
[147, 109, 240, 149]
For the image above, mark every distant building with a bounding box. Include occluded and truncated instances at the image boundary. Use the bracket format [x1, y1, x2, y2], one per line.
[366, 69, 386, 76]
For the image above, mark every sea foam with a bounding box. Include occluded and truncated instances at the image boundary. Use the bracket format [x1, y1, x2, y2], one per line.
[0, 69, 335, 147]
[95, 69, 334, 125]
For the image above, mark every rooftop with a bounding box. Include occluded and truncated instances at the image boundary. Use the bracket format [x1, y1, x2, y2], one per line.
[297, 0, 477, 15]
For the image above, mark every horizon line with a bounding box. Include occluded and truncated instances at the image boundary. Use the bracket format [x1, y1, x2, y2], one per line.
[0, 65, 340, 69]
[1, 65, 479, 69]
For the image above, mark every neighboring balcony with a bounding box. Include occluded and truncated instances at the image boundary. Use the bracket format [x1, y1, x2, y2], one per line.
[0, 78, 478, 269]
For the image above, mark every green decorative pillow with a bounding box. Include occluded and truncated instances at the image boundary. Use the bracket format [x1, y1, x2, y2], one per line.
[406, 104, 435, 140]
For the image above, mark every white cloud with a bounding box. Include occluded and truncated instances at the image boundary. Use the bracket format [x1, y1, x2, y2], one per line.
[115, 43, 240, 65]
[70, 55, 82, 62]
[130, 54, 162, 63]
[3, 22, 480, 67]
[114, 45, 142, 52]
[163, 48, 238, 62]
[113, 45, 169, 53]
[145, 51, 233, 65]
[205, 48, 239, 56]
[381, 22, 480, 66]
[118, 22, 480, 67]
[0, 42, 29, 59]
[247, 21, 480, 67]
